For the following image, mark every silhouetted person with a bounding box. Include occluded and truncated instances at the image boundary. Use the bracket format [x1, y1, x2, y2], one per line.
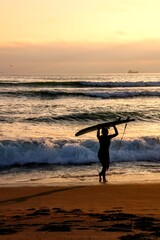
[97, 126, 118, 183]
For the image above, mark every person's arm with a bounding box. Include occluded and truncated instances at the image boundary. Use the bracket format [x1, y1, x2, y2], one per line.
[109, 125, 118, 138]
[97, 127, 100, 139]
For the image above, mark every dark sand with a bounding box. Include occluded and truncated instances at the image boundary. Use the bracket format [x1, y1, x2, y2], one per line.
[0, 184, 160, 240]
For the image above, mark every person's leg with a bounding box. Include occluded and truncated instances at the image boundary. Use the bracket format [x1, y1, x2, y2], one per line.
[98, 153, 109, 183]
[102, 165, 107, 182]
[98, 153, 103, 182]
[99, 160, 107, 183]
[99, 172, 102, 182]
[102, 158, 109, 183]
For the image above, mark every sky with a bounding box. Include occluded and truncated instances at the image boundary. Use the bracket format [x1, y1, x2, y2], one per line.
[0, 0, 160, 74]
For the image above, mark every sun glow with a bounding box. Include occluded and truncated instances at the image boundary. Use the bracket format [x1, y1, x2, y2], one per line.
[1, 0, 160, 73]
[1, 0, 160, 43]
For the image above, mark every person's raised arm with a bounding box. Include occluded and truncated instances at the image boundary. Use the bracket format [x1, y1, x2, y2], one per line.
[109, 125, 118, 138]
[97, 127, 100, 139]
[114, 125, 118, 136]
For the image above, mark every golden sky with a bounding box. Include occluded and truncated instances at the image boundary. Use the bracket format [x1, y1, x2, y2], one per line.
[0, 0, 160, 74]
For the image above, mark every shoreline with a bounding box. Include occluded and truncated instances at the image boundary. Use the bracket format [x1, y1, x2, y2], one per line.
[0, 183, 160, 239]
[0, 170, 160, 187]
[0, 159, 160, 187]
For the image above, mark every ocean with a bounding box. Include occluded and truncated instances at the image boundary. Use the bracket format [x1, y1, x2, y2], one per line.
[0, 73, 160, 186]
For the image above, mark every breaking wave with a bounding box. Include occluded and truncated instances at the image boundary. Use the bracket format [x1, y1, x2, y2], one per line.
[0, 137, 159, 167]
[1, 89, 160, 100]
[1, 80, 160, 88]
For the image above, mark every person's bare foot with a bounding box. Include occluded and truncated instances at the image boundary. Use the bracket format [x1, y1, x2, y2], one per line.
[103, 175, 107, 183]
[103, 178, 107, 183]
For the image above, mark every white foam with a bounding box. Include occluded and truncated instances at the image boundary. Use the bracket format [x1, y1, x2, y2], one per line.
[0, 137, 159, 167]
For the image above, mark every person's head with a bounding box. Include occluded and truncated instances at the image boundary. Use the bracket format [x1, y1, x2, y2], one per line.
[102, 127, 108, 135]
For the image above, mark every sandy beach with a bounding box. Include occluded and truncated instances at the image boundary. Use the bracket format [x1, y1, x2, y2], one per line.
[0, 183, 160, 240]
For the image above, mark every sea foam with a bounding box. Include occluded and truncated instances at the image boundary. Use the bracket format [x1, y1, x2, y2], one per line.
[0, 137, 159, 167]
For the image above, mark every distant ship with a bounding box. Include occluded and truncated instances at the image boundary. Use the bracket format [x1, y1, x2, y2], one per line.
[128, 70, 139, 73]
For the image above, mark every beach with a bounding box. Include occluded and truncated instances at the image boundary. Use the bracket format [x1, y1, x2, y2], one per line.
[0, 183, 160, 240]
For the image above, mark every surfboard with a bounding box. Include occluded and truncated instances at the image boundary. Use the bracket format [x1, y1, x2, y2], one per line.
[75, 117, 135, 136]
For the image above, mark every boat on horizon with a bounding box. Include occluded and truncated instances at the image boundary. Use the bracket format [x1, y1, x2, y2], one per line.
[128, 70, 139, 73]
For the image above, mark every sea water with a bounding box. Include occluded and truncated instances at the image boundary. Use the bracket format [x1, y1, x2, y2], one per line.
[0, 73, 160, 186]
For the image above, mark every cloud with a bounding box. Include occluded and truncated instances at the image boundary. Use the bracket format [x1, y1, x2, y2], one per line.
[0, 40, 160, 74]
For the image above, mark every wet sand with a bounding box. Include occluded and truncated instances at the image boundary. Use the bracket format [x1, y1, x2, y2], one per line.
[0, 184, 160, 240]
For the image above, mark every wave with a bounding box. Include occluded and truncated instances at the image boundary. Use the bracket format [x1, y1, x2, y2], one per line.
[0, 137, 159, 167]
[25, 111, 159, 123]
[1, 80, 160, 88]
[1, 89, 160, 100]
[1, 111, 158, 124]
